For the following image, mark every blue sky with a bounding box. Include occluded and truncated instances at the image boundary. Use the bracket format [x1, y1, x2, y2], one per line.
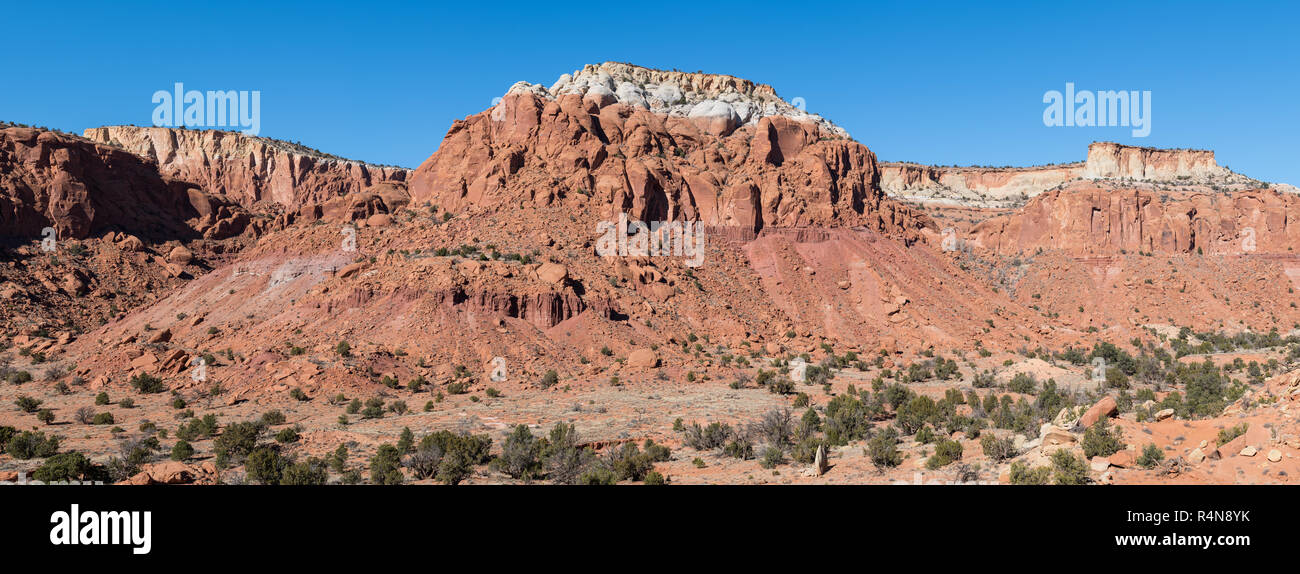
[4, 1, 1296, 183]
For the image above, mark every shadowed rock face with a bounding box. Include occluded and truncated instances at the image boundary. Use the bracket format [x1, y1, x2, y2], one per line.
[83, 126, 408, 209]
[969, 184, 1300, 255]
[0, 127, 226, 242]
[409, 91, 932, 241]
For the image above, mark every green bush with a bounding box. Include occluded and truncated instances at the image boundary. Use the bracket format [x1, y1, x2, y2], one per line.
[925, 438, 963, 469]
[369, 444, 404, 485]
[14, 395, 42, 413]
[494, 425, 542, 480]
[130, 373, 166, 394]
[6, 431, 60, 460]
[1008, 460, 1052, 484]
[1082, 419, 1125, 458]
[171, 440, 194, 461]
[980, 434, 1018, 462]
[1050, 450, 1088, 485]
[866, 427, 903, 469]
[246, 448, 287, 485]
[213, 421, 264, 467]
[1136, 443, 1165, 468]
[33, 452, 99, 482]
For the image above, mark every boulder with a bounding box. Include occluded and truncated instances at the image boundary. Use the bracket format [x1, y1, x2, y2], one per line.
[1080, 396, 1118, 428]
[1267, 449, 1283, 463]
[536, 262, 568, 285]
[627, 348, 660, 369]
[167, 245, 194, 265]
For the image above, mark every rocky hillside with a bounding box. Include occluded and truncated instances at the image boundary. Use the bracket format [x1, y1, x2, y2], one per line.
[83, 126, 408, 209]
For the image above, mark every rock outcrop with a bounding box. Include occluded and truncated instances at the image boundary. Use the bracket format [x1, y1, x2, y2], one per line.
[882, 142, 1257, 207]
[0, 127, 246, 241]
[409, 63, 931, 241]
[1083, 142, 1227, 180]
[968, 184, 1300, 255]
[83, 126, 408, 209]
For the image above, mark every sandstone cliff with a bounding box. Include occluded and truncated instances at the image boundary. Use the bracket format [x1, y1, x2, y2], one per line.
[0, 126, 248, 241]
[968, 183, 1300, 255]
[409, 63, 931, 240]
[883, 142, 1256, 207]
[83, 126, 408, 209]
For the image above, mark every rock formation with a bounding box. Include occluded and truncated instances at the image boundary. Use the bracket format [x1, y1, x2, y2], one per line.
[83, 126, 408, 209]
[409, 63, 931, 241]
[968, 183, 1300, 255]
[881, 142, 1258, 207]
[0, 126, 246, 241]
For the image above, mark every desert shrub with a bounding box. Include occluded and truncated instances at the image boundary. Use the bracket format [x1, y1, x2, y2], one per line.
[925, 438, 963, 469]
[92, 412, 115, 425]
[1136, 443, 1165, 468]
[213, 421, 264, 467]
[261, 410, 286, 425]
[246, 448, 287, 485]
[866, 427, 902, 469]
[759, 446, 785, 469]
[748, 408, 793, 451]
[280, 457, 328, 485]
[823, 394, 872, 445]
[541, 422, 589, 484]
[171, 440, 194, 461]
[369, 444, 404, 485]
[1050, 449, 1088, 485]
[1217, 423, 1248, 446]
[14, 395, 42, 413]
[540, 370, 559, 388]
[95, 392, 110, 406]
[1082, 419, 1125, 458]
[494, 424, 542, 480]
[329, 444, 349, 473]
[683, 421, 733, 451]
[896, 395, 937, 435]
[413, 430, 492, 485]
[275, 427, 300, 443]
[7, 431, 60, 459]
[1008, 461, 1052, 484]
[33, 452, 100, 482]
[1007, 373, 1037, 394]
[607, 443, 657, 481]
[644, 470, 666, 485]
[723, 438, 754, 460]
[578, 467, 618, 485]
[980, 434, 1018, 462]
[130, 373, 166, 394]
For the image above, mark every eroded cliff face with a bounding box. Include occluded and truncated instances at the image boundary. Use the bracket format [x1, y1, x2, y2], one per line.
[0, 127, 248, 241]
[1083, 142, 1227, 180]
[409, 89, 931, 240]
[882, 142, 1251, 207]
[83, 126, 408, 209]
[880, 162, 1084, 206]
[968, 183, 1300, 255]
